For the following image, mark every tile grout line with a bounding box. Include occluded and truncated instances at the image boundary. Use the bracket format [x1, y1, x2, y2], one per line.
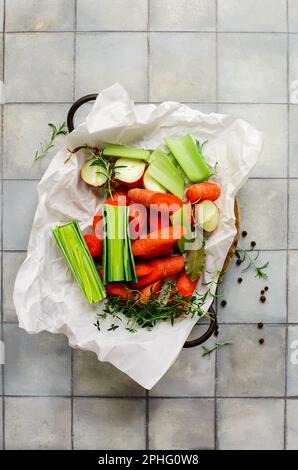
[284, 0, 290, 451]
[70, 0, 77, 451]
[145, 0, 150, 450]
[214, 0, 219, 451]
[3, 30, 297, 34]
[0, 394, 290, 399]
[1, 0, 5, 451]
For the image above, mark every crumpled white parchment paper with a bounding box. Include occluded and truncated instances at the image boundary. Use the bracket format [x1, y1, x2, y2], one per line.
[13, 84, 263, 389]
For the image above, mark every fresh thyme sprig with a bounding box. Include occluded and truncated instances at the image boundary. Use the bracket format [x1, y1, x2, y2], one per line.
[201, 340, 232, 357]
[236, 248, 269, 279]
[88, 149, 115, 197]
[34, 121, 68, 161]
[196, 139, 218, 176]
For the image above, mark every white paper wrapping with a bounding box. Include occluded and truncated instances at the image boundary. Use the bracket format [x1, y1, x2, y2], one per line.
[13, 84, 263, 389]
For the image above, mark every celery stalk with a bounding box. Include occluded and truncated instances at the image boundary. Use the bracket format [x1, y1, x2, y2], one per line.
[102, 205, 137, 283]
[103, 143, 151, 161]
[170, 204, 193, 253]
[165, 134, 211, 182]
[147, 149, 185, 198]
[53, 220, 106, 304]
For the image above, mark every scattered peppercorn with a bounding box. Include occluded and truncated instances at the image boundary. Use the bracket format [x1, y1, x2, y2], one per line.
[221, 300, 227, 308]
[261, 289, 265, 295]
[242, 230, 247, 238]
[264, 286, 269, 291]
[260, 295, 266, 303]
[236, 259, 242, 266]
[259, 338, 265, 345]
[257, 322, 264, 329]
[250, 241, 256, 248]
[238, 277, 243, 283]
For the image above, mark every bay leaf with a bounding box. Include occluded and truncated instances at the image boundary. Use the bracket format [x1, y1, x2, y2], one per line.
[185, 244, 206, 281]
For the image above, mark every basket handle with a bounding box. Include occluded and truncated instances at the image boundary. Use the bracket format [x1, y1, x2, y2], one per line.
[67, 93, 98, 132]
[183, 305, 217, 348]
[67, 95, 218, 348]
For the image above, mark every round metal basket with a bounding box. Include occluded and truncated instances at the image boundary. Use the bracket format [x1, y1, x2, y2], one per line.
[67, 95, 241, 348]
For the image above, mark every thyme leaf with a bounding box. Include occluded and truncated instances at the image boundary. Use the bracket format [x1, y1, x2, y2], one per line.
[34, 121, 68, 161]
[201, 340, 232, 357]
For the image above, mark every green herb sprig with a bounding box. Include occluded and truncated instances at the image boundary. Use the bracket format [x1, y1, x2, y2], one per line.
[34, 122, 68, 161]
[236, 248, 269, 279]
[201, 340, 232, 357]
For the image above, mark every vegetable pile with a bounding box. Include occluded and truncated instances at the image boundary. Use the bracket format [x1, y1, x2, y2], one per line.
[53, 134, 222, 331]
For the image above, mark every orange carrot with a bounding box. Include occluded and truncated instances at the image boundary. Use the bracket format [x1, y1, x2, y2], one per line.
[176, 270, 197, 297]
[84, 234, 103, 257]
[135, 263, 153, 277]
[106, 283, 132, 299]
[132, 226, 186, 257]
[133, 255, 184, 287]
[141, 246, 174, 259]
[148, 210, 171, 232]
[128, 189, 183, 212]
[105, 190, 130, 206]
[139, 280, 163, 303]
[129, 202, 147, 239]
[186, 182, 221, 203]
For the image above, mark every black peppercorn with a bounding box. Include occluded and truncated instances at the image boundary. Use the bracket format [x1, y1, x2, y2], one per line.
[236, 259, 242, 266]
[260, 295, 266, 303]
[257, 322, 264, 329]
[261, 289, 265, 295]
[251, 241, 256, 248]
[242, 230, 247, 238]
[238, 277, 243, 284]
[259, 338, 265, 345]
[264, 286, 269, 291]
[221, 300, 227, 308]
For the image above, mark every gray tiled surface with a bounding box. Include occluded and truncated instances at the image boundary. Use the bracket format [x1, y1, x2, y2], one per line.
[1, 0, 297, 451]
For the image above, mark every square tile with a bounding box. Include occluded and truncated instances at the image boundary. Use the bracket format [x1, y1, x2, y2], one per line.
[218, 104, 288, 178]
[149, 399, 214, 450]
[289, 180, 298, 249]
[4, 324, 71, 395]
[73, 349, 145, 396]
[150, 33, 216, 102]
[150, 324, 215, 396]
[0, 1, 3, 32]
[289, 105, 298, 176]
[73, 398, 146, 450]
[289, 36, 298, 104]
[218, 251, 286, 323]
[217, 399, 284, 450]
[238, 179, 287, 250]
[289, 1, 298, 32]
[217, 325, 285, 396]
[286, 400, 298, 449]
[218, 0, 287, 32]
[218, 33, 287, 103]
[3, 252, 26, 322]
[77, 0, 148, 31]
[3, 104, 69, 179]
[287, 326, 298, 396]
[289, 252, 298, 322]
[150, 0, 216, 31]
[5, 33, 74, 102]
[5, 397, 71, 450]
[3, 180, 38, 250]
[76, 32, 148, 101]
[6, 0, 75, 31]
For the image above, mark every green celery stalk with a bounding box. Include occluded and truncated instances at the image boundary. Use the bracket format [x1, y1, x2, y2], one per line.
[147, 149, 185, 198]
[52, 220, 106, 304]
[103, 205, 137, 283]
[165, 134, 211, 182]
[103, 143, 151, 161]
[170, 204, 193, 253]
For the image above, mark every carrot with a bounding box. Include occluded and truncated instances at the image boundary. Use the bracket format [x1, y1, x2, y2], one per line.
[84, 234, 103, 257]
[106, 283, 132, 299]
[133, 255, 184, 287]
[176, 269, 197, 297]
[132, 226, 186, 257]
[148, 210, 171, 232]
[128, 189, 183, 212]
[141, 246, 174, 259]
[129, 202, 147, 239]
[105, 190, 130, 206]
[186, 182, 221, 203]
[139, 280, 163, 303]
[135, 262, 153, 277]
